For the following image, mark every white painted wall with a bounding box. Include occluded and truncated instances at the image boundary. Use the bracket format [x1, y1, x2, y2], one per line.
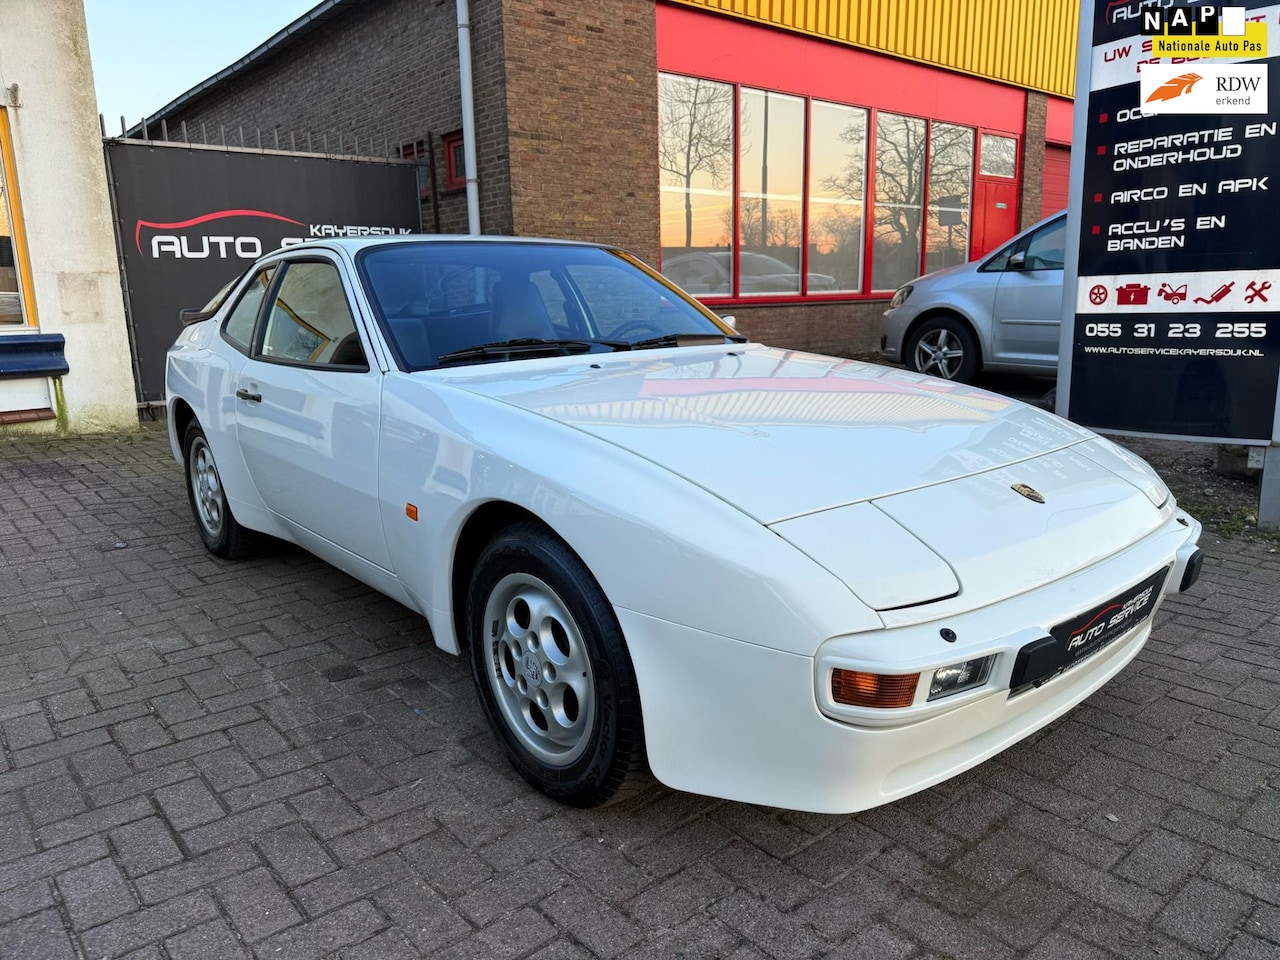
[0, 0, 136, 431]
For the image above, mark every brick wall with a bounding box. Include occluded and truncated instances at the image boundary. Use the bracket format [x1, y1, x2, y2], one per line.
[1020, 92, 1049, 231]
[716, 299, 888, 358]
[159, 0, 510, 235]
[500, 0, 660, 264]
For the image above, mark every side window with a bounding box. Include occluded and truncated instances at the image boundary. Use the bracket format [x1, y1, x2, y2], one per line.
[258, 261, 368, 369]
[980, 241, 1018, 273]
[1024, 219, 1067, 271]
[222, 267, 276, 352]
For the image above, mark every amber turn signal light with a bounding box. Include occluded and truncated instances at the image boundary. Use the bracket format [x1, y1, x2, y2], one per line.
[831, 669, 919, 708]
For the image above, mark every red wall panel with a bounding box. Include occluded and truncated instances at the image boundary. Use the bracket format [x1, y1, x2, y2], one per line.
[1046, 96, 1074, 145]
[1041, 144, 1071, 219]
[657, 4, 1026, 135]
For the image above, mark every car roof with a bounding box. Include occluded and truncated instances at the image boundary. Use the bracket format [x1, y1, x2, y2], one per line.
[272, 235, 612, 256]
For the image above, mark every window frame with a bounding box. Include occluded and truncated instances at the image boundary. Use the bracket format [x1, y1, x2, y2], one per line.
[0, 107, 37, 328]
[656, 71, 1022, 305]
[220, 265, 280, 356]
[1018, 216, 1069, 273]
[442, 131, 466, 192]
[249, 256, 372, 374]
[977, 214, 1066, 274]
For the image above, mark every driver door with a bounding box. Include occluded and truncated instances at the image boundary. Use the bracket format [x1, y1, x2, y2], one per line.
[990, 217, 1066, 367]
[234, 256, 391, 570]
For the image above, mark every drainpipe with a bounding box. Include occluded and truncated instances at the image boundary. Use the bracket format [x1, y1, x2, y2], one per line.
[456, 0, 481, 235]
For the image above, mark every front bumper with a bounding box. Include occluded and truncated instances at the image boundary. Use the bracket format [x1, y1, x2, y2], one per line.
[620, 510, 1201, 814]
[879, 303, 921, 362]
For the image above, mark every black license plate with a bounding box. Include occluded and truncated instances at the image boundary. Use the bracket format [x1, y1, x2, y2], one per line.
[1011, 567, 1169, 692]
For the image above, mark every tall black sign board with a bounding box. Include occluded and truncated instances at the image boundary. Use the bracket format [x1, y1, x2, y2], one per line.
[1063, 0, 1280, 442]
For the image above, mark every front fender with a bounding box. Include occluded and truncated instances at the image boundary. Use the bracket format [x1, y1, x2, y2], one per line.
[377, 373, 883, 658]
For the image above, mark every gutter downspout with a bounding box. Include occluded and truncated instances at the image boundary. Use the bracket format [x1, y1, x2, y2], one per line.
[456, 0, 481, 235]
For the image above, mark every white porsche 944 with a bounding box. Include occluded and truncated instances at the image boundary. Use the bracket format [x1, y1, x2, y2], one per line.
[166, 237, 1204, 814]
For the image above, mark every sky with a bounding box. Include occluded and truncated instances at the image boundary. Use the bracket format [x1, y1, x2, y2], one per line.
[84, 0, 319, 131]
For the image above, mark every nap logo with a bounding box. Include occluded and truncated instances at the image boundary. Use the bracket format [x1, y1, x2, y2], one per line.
[1140, 4, 1243, 36]
[1140, 61, 1269, 114]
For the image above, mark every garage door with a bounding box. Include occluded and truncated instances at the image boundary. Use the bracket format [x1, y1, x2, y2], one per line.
[1042, 144, 1071, 219]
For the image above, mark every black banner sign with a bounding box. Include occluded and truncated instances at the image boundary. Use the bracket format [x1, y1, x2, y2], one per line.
[1068, 1, 1280, 441]
[105, 142, 420, 401]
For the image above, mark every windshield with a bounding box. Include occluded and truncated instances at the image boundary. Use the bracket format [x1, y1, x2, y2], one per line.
[358, 242, 734, 370]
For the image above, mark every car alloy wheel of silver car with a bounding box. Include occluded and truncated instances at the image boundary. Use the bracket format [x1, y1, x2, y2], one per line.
[913, 327, 967, 380]
[482, 571, 596, 766]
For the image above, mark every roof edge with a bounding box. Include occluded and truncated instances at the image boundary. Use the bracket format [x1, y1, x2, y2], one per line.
[127, 0, 358, 137]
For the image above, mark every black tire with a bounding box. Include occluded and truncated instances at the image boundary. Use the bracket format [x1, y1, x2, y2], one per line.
[904, 314, 981, 383]
[467, 520, 648, 807]
[182, 420, 261, 560]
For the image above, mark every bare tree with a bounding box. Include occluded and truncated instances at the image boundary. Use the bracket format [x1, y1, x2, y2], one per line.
[726, 197, 763, 249]
[926, 124, 974, 269]
[659, 76, 734, 249]
[768, 208, 801, 248]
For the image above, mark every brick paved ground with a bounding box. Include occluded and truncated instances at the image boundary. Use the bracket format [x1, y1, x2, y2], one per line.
[1, 430, 1278, 960]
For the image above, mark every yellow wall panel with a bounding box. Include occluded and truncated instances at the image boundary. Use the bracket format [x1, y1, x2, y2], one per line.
[669, 0, 1080, 98]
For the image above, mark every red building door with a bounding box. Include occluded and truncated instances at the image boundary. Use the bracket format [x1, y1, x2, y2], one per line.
[971, 178, 1019, 259]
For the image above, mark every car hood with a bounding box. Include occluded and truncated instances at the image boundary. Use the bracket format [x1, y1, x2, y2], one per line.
[905, 260, 978, 290]
[440, 344, 1094, 524]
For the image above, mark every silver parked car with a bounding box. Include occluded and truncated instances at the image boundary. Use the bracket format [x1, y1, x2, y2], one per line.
[881, 212, 1066, 383]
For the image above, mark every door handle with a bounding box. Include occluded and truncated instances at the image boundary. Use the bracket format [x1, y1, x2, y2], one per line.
[235, 389, 262, 403]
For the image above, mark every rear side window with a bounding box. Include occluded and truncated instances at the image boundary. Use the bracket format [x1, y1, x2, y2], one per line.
[258, 261, 368, 369]
[222, 266, 277, 352]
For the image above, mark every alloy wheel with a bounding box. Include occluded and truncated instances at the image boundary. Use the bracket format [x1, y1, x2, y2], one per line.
[914, 328, 966, 379]
[482, 572, 595, 767]
[188, 436, 225, 538]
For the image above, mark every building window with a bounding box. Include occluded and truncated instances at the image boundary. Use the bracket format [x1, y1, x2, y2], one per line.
[980, 133, 1018, 178]
[739, 88, 804, 295]
[809, 100, 866, 293]
[443, 131, 466, 192]
[926, 123, 975, 273]
[0, 117, 27, 325]
[872, 112, 926, 292]
[657, 72, 1015, 300]
[658, 74, 734, 295]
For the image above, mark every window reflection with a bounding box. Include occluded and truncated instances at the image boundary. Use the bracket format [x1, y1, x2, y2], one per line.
[809, 101, 866, 293]
[659, 74, 735, 295]
[739, 88, 804, 295]
[980, 133, 1018, 178]
[926, 123, 974, 273]
[658, 75, 1005, 301]
[0, 155, 22, 324]
[872, 112, 926, 291]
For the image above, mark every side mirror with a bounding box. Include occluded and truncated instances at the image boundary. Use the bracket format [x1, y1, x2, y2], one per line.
[720, 314, 737, 331]
[1008, 251, 1027, 271]
[179, 307, 215, 326]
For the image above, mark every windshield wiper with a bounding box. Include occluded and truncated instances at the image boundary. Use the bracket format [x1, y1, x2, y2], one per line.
[629, 333, 747, 350]
[435, 338, 626, 365]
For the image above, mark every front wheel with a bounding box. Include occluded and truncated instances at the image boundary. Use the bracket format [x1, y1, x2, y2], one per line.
[467, 521, 647, 807]
[905, 315, 980, 383]
[183, 420, 260, 559]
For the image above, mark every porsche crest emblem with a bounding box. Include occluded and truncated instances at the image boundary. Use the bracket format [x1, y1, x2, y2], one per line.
[1012, 483, 1046, 504]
